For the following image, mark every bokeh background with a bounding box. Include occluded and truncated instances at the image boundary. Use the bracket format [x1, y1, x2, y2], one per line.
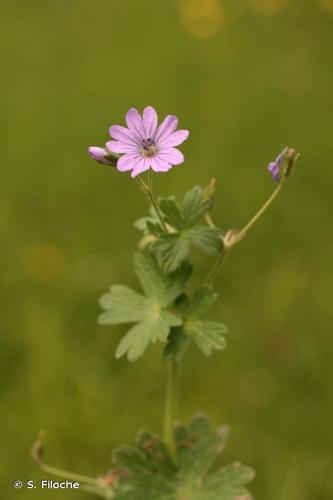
[1, 0, 332, 498]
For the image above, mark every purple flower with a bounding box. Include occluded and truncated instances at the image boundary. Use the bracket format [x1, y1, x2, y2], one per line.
[268, 149, 286, 182]
[106, 106, 189, 177]
[88, 147, 114, 165]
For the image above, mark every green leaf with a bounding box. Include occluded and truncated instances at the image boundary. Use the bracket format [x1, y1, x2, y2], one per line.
[192, 286, 218, 317]
[151, 227, 223, 273]
[184, 319, 227, 356]
[146, 220, 164, 237]
[107, 414, 255, 500]
[99, 285, 152, 325]
[115, 312, 181, 362]
[181, 186, 213, 228]
[188, 226, 223, 255]
[151, 233, 190, 273]
[98, 252, 189, 361]
[158, 197, 182, 230]
[175, 413, 228, 482]
[134, 206, 160, 235]
[171, 287, 228, 357]
[148, 188, 222, 272]
[163, 326, 190, 363]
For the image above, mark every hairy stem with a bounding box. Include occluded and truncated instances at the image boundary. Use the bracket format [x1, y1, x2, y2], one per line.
[164, 361, 178, 457]
[205, 248, 227, 285]
[235, 181, 284, 243]
[135, 175, 167, 231]
[38, 462, 103, 488]
[205, 181, 284, 285]
[148, 168, 153, 192]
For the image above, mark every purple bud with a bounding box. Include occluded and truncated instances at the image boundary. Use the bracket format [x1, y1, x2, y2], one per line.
[88, 147, 114, 165]
[267, 147, 298, 183]
[267, 149, 287, 182]
[268, 161, 281, 182]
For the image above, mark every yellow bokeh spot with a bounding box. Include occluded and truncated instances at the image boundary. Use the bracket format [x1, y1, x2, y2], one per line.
[25, 243, 67, 282]
[250, 0, 289, 15]
[319, 0, 333, 14]
[180, 0, 224, 39]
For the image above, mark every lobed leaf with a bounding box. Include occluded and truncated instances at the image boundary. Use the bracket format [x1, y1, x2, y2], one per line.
[165, 287, 227, 359]
[99, 252, 190, 361]
[158, 197, 182, 230]
[115, 312, 182, 362]
[98, 285, 151, 324]
[138, 186, 222, 272]
[163, 326, 190, 363]
[181, 186, 213, 228]
[188, 226, 223, 255]
[151, 233, 190, 273]
[184, 319, 227, 356]
[107, 414, 254, 500]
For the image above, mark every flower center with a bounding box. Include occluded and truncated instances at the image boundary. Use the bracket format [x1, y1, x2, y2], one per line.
[140, 138, 157, 157]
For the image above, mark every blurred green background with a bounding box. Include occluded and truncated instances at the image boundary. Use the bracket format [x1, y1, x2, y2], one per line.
[1, 0, 332, 498]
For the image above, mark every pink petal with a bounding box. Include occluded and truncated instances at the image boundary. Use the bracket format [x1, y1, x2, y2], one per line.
[155, 115, 178, 142]
[109, 125, 138, 145]
[106, 140, 137, 154]
[157, 148, 184, 165]
[117, 153, 141, 172]
[131, 157, 151, 178]
[159, 130, 189, 148]
[125, 108, 145, 139]
[151, 157, 172, 172]
[142, 106, 158, 139]
[88, 147, 112, 165]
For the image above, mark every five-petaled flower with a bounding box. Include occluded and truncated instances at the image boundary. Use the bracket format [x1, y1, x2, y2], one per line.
[88, 106, 189, 177]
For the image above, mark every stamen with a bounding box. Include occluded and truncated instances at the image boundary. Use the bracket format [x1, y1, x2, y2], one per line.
[140, 138, 157, 157]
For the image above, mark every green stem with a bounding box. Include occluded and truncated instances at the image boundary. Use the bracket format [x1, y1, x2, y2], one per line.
[164, 361, 178, 457]
[148, 168, 153, 192]
[39, 462, 102, 487]
[205, 181, 284, 286]
[146, 189, 167, 231]
[135, 175, 167, 231]
[205, 248, 227, 285]
[235, 181, 284, 243]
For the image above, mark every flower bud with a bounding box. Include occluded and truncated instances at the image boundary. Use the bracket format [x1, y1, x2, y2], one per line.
[88, 147, 118, 166]
[267, 147, 298, 182]
[31, 431, 45, 463]
[203, 178, 217, 200]
[283, 147, 299, 178]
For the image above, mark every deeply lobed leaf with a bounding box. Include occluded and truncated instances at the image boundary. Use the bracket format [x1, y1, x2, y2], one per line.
[136, 186, 223, 273]
[107, 414, 254, 500]
[99, 252, 190, 361]
[164, 287, 227, 359]
[181, 186, 213, 228]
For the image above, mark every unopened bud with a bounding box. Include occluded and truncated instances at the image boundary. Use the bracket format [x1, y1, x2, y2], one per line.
[203, 178, 217, 200]
[88, 147, 118, 166]
[31, 431, 45, 463]
[267, 147, 299, 183]
[283, 147, 299, 178]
